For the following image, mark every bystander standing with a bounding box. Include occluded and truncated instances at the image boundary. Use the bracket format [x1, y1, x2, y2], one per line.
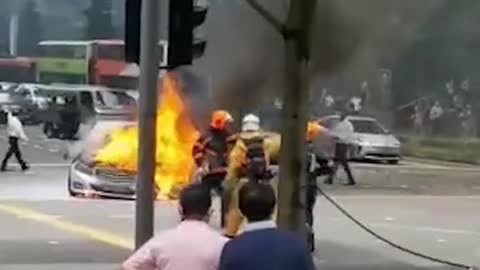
[219, 182, 314, 270]
[123, 184, 228, 270]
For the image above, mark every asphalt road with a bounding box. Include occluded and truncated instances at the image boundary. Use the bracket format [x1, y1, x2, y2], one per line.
[0, 125, 480, 269]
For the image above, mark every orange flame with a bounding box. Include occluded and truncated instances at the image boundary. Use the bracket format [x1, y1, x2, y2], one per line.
[94, 73, 200, 199]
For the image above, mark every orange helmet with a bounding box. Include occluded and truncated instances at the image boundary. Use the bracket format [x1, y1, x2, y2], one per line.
[210, 110, 233, 130]
[306, 121, 322, 142]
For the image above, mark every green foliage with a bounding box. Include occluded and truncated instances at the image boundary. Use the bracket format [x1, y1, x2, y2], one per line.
[403, 136, 480, 164]
[392, 0, 480, 105]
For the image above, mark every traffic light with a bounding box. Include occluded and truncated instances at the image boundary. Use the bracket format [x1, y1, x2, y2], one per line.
[125, 0, 207, 67]
[124, 0, 141, 63]
[168, 0, 208, 68]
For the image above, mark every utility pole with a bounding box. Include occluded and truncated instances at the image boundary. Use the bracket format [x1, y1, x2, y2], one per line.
[244, 0, 316, 237]
[276, 0, 315, 237]
[135, 0, 160, 249]
[126, 0, 206, 249]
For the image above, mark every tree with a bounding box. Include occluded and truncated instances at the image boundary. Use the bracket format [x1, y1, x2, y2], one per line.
[17, 0, 42, 56]
[84, 0, 114, 39]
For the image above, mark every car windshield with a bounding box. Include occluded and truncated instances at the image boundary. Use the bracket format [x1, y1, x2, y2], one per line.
[94, 91, 135, 109]
[351, 119, 387, 134]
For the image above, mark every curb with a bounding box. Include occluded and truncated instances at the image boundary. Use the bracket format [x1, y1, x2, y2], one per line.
[404, 156, 480, 168]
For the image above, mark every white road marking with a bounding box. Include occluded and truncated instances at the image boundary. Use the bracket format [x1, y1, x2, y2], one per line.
[10, 163, 69, 168]
[18, 214, 62, 220]
[384, 217, 395, 221]
[369, 222, 480, 237]
[48, 149, 59, 153]
[33, 145, 42, 149]
[48, 240, 60, 245]
[437, 239, 447, 243]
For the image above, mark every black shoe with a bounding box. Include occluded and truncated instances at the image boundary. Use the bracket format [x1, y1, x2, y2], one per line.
[323, 180, 333, 185]
[0, 167, 6, 172]
[21, 164, 30, 171]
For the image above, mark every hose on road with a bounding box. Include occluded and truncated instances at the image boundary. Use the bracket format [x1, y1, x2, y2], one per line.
[315, 186, 477, 270]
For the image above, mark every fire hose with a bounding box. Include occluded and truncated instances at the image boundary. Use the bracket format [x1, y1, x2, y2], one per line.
[313, 185, 478, 270]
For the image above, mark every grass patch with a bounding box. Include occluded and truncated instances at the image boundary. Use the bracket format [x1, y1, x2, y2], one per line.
[402, 136, 480, 164]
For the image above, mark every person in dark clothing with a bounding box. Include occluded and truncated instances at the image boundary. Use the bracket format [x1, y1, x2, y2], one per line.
[218, 182, 315, 270]
[192, 110, 235, 227]
[1, 111, 29, 171]
[193, 110, 235, 193]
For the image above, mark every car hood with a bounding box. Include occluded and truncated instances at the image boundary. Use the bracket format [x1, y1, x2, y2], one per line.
[354, 133, 400, 147]
[75, 120, 136, 163]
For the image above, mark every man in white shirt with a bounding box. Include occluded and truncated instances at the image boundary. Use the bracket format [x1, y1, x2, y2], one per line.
[1, 111, 29, 171]
[325, 112, 356, 185]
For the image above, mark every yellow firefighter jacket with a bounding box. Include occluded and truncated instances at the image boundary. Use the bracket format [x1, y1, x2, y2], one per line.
[223, 131, 281, 191]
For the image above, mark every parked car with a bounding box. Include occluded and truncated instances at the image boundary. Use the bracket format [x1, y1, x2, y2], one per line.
[68, 120, 137, 199]
[9, 83, 50, 110]
[37, 84, 136, 140]
[318, 115, 401, 164]
[0, 93, 40, 125]
[0, 81, 17, 92]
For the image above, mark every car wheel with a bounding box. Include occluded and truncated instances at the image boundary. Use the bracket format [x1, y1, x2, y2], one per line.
[67, 175, 81, 197]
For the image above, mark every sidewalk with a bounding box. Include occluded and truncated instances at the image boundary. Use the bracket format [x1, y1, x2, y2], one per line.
[404, 156, 480, 168]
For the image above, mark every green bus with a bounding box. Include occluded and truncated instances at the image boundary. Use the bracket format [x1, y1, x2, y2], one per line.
[36, 40, 93, 84]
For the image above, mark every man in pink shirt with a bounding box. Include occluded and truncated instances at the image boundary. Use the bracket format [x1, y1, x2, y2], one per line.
[123, 184, 228, 270]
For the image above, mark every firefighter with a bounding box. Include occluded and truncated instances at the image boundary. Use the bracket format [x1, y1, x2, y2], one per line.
[305, 121, 334, 251]
[192, 110, 235, 227]
[192, 110, 235, 193]
[223, 113, 279, 237]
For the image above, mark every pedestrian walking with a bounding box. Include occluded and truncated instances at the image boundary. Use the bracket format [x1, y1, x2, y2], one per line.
[122, 183, 228, 270]
[325, 111, 356, 185]
[219, 182, 315, 270]
[1, 111, 29, 172]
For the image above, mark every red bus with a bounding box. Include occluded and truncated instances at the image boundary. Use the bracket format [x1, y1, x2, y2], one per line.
[0, 57, 36, 83]
[91, 40, 139, 89]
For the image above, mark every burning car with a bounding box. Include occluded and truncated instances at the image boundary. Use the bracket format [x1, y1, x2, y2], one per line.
[68, 120, 138, 199]
[68, 74, 200, 199]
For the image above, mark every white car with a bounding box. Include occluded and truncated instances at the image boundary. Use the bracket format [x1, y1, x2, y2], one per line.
[0, 81, 17, 92]
[9, 83, 50, 110]
[319, 115, 402, 164]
